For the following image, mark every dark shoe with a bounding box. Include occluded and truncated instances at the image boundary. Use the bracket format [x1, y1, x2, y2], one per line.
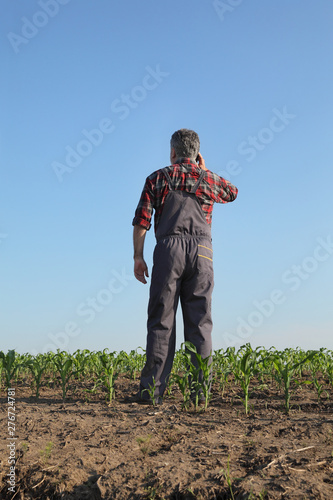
[126, 392, 162, 406]
[126, 392, 151, 404]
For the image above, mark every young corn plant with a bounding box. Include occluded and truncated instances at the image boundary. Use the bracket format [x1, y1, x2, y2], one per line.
[166, 349, 187, 398]
[134, 348, 147, 378]
[323, 350, 333, 390]
[173, 370, 191, 409]
[115, 350, 130, 374]
[269, 350, 318, 413]
[233, 346, 259, 415]
[26, 354, 51, 398]
[87, 350, 103, 381]
[13, 353, 29, 385]
[306, 350, 327, 402]
[0, 350, 20, 389]
[213, 349, 231, 398]
[141, 376, 158, 405]
[121, 348, 145, 380]
[256, 346, 277, 386]
[72, 349, 91, 382]
[183, 341, 212, 410]
[164, 371, 174, 397]
[95, 349, 121, 404]
[52, 351, 80, 399]
[0, 355, 3, 391]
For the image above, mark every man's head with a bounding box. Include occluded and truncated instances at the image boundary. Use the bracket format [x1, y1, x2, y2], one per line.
[170, 129, 200, 163]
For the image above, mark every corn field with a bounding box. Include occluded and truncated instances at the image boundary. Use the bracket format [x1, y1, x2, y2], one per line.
[1, 344, 332, 414]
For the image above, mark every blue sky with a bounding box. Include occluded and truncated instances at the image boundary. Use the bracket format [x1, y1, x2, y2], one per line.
[1, 0, 332, 355]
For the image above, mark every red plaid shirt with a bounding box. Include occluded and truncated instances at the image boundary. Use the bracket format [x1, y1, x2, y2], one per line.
[132, 158, 238, 234]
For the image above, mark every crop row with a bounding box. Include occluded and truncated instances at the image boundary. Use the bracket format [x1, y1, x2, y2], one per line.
[1, 344, 332, 413]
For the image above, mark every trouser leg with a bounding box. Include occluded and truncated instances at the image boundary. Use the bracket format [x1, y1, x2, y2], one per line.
[180, 239, 214, 396]
[139, 239, 182, 399]
[180, 276, 214, 361]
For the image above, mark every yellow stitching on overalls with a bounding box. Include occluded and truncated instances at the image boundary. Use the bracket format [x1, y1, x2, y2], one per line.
[198, 244, 213, 252]
[198, 254, 213, 262]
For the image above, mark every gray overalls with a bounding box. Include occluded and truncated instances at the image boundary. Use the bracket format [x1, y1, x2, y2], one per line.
[140, 167, 214, 400]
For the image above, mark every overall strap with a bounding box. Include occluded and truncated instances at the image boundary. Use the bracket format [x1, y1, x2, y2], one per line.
[162, 168, 174, 190]
[190, 169, 206, 194]
[162, 167, 206, 193]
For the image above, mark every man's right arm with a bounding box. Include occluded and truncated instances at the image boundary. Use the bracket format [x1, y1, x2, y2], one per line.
[133, 225, 149, 284]
[214, 173, 238, 203]
[132, 177, 155, 284]
[197, 154, 238, 203]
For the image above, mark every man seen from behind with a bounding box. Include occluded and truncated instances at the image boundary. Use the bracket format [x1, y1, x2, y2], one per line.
[131, 129, 238, 405]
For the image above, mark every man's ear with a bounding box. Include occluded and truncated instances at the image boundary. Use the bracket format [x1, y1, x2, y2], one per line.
[170, 147, 177, 163]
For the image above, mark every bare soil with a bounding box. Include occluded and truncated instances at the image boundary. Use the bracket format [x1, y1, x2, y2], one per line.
[1, 375, 333, 499]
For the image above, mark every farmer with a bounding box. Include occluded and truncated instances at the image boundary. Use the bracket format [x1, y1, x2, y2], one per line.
[131, 129, 238, 404]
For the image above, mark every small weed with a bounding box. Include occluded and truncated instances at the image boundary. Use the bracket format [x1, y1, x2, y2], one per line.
[136, 434, 152, 456]
[145, 485, 159, 499]
[21, 442, 29, 455]
[143, 469, 164, 499]
[186, 488, 195, 497]
[248, 489, 267, 500]
[220, 455, 235, 500]
[244, 438, 255, 450]
[40, 441, 53, 463]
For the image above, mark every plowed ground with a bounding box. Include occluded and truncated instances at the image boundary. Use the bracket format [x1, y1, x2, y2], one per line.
[1, 374, 333, 499]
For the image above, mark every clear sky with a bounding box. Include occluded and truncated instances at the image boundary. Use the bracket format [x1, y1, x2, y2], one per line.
[1, 0, 332, 355]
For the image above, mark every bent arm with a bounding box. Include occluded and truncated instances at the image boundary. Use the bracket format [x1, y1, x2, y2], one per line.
[215, 175, 238, 203]
[197, 154, 238, 203]
[133, 225, 149, 284]
[221, 179, 238, 202]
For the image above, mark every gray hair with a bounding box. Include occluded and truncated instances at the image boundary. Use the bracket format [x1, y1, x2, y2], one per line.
[170, 129, 200, 160]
